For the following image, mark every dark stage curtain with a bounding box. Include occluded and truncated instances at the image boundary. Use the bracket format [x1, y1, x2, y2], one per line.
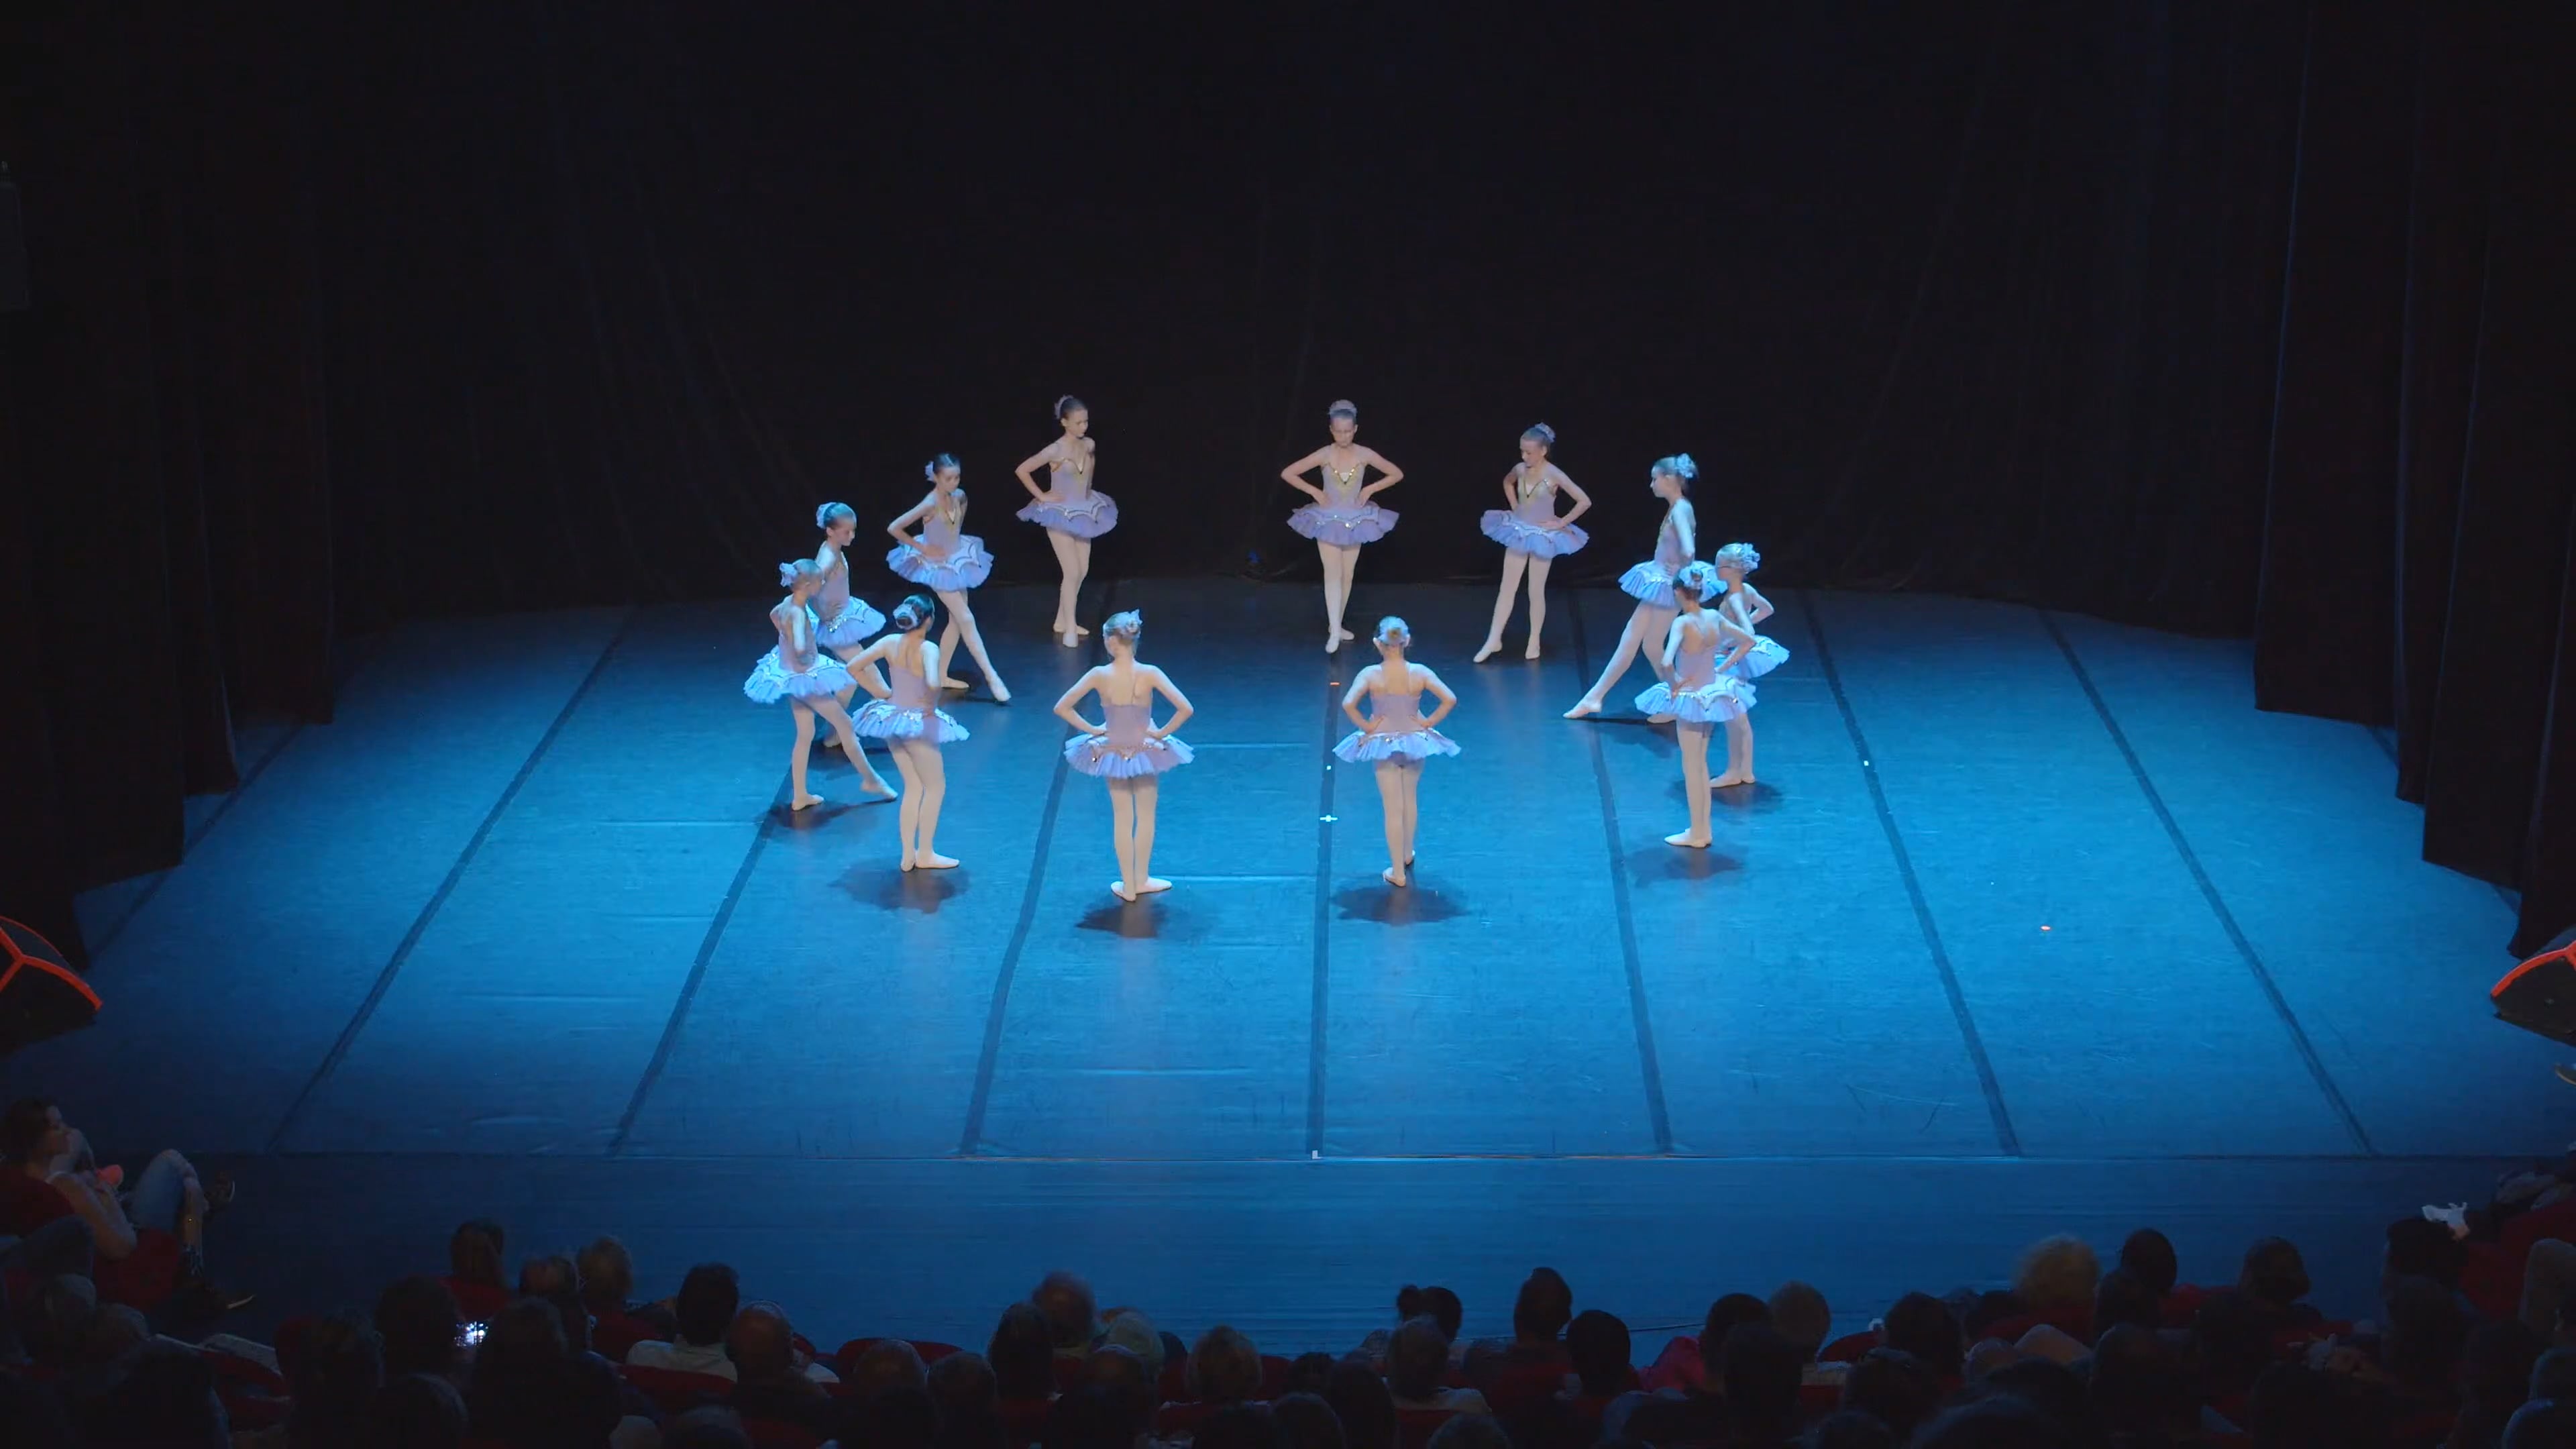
[2255, 1, 2576, 953]
[2, 0, 2570, 960]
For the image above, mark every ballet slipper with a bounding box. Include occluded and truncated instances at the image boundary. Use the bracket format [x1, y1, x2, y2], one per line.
[1473, 642, 1501, 663]
[989, 681, 1012, 704]
[1111, 880, 1137, 902]
[1711, 773, 1754, 789]
[1523, 641, 1542, 660]
[915, 852, 961, 870]
[1563, 698, 1603, 720]
[1061, 630, 1081, 648]
[936, 677, 972, 692]
[1665, 830, 1711, 848]
[1336, 627, 1356, 641]
[792, 794, 826, 811]
[1326, 635, 1341, 655]
[859, 775, 896, 799]
[1074, 625, 1091, 637]
[900, 854, 916, 871]
[1138, 877, 1171, 894]
[1381, 866, 1407, 887]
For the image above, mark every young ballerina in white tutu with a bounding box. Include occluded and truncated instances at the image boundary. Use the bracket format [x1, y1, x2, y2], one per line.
[1281, 400, 1405, 653]
[1710, 541, 1790, 789]
[886, 455, 1010, 702]
[744, 561, 893, 809]
[1475, 423, 1591, 663]
[1014, 396, 1118, 649]
[848, 594, 971, 870]
[1565, 454, 1698, 718]
[1633, 562, 1758, 847]
[1336, 618, 1458, 888]
[1052, 610, 1197, 902]
[811, 502, 891, 720]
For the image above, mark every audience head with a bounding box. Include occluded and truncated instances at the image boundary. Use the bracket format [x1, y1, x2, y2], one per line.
[1766, 1281, 1829, 1360]
[989, 1301, 1059, 1399]
[724, 1301, 799, 1386]
[1282, 1350, 1336, 1397]
[1199, 1401, 1291, 1449]
[2385, 1216, 2467, 1291]
[1421, 1413, 1511, 1449]
[88, 1302, 152, 1362]
[666, 1406, 755, 1449]
[2089, 1322, 2190, 1433]
[370, 1371, 469, 1449]
[1513, 1267, 1573, 1342]
[2118, 1227, 2180, 1295]
[2381, 1273, 2469, 1389]
[2092, 1266, 2163, 1335]
[1101, 1308, 1166, 1378]
[2192, 1289, 2279, 1397]
[928, 1350, 1004, 1448]
[1387, 1315, 1452, 1399]
[1395, 1283, 1464, 1341]
[1189, 1324, 1265, 1405]
[2012, 1233, 2100, 1311]
[2458, 1319, 2546, 1446]
[871, 1384, 943, 1449]
[374, 1274, 464, 1379]
[518, 1252, 586, 1351]
[472, 1297, 570, 1401]
[286, 1312, 385, 1448]
[0, 1095, 65, 1165]
[851, 1337, 931, 1397]
[1841, 1347, 1941, 1441]
[2507, 1399, 2576, 1448]
[1566, 1308, 1633, 1397]
[674, 1263, 742, 1347]
[1273, 1391, 1346, 1449]
[2239, 1236, 2312, 1308]
[1034, 1270, 1099, 1351]
[37, 1273, 97, 1355]
[575, 1236, 635, 1311]
[1719, 1323, 1803, 1435]
[1324, 1358, 1397, 1449]
[2534, 1344, 2576, 1401]
[1696, 1291, 1772, 1375]
[1880, 1292, 1963, 1380]
[447, 1218, 507, 1287]
[1043, 1381, 1143, 1449]
[1087, 1344, 1152, 1419]
[99, 1343, 228, 1446]
[1805, 1410, 1898, 1449]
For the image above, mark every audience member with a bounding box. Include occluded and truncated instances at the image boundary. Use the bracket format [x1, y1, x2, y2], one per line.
[2239, 1237, 2324, 1330]
[1199, 1400, 1290, 1449]
[369, 1371, 470, 1449]
[664, 1405, 755, 1449]
[991, 1301, 1061, 1402]
[1841, 1347, 1941, 1442]
[2088, 1322, 2194, 1440]
[1189, 1323, 1267, 1407]
[1280, 1349, 1336, 1397]
[928, 1350, 1007, 1449]
[2091, 1265, 2163, 1336]
[1805, 1409, 1898, 1449]
[237, 1311, 382, 1449]
[626, 1263, 745, 1380]
[577, 1235, 677, 1354]
[848, 1337, 929, 1397]
[1034, 1271, 1099, 1357]
[374, 1274, 465, 1382]
[1421, 1411, 1511, 1449]
[2011, 1234, 2100, 1322]
[1273, 1390, 1346, 1449]
[72, 1340, 228, 1447]
[465, 1296, 629, 1448]
[1565, 1308, 1633, 1400]
[1389, 1314, 1490, 1412]
[0, 1097, 240, 1315]
[2452, 1318, 2545, 1449]
[1881, 1292, 1965, 1382]
[1325, 1358, 1398, 1449]
[729, 1301, 861, 1444]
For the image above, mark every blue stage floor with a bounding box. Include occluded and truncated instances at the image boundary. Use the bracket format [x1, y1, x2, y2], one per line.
[3, 581, 2549, 1352]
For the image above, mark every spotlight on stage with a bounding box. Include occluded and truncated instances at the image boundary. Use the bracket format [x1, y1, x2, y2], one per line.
[0, 917, 101, 1050]
[2491, 926, 2576, 1047]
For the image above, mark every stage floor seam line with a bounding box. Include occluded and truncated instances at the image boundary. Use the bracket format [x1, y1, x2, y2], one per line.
[2039, 608, 2376, 1156]
[1803, 589, 2022, 1157]
[1570, 590, 1675, 1155]
[85, 718, 307, 963]
[1306, 655, 1336, 1157]
[212, 1148, 2530, 1168]
[266, 608, 639, 1155]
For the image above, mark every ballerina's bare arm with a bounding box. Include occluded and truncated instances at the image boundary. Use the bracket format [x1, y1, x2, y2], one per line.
[1738, 582, 1774, 627]
[1013, 441, 1063, 501]
[1414, 665, 1458, 729]
[1713, 612, 1758, 675]
[1501, 467, 1526, 508]
[1280, 447, 1332, 503]
[1671, 498, 1698, 559]
[1357, 447, 1404, 499]
[1146, 665, 1195, 739]
[888, 491, 938, 547]
[846, 633, 902, 698]
[1051, 666, 1109, 735]
[1660, 613, 1689, 674]
[1552, 470, 1593, 526]
[812, 539, 842, 574]
[1340, 665, 1380, 728]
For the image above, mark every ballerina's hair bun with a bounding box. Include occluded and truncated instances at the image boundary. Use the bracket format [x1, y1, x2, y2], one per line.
[1523, 423, 1557, 447]
[924, 452, 960, 482]
[1055, 394, 1087, 419]
[891, 593, 936, 630]
[816, 501, 856, 529]
[1102, 610, 1144, 642]
[1375, 616, 1411, 648]
[1653, 452, 1700, 482]
[1327, 399, 1359, 421]
[1713, 541, 1763, 574]
[1675, 560, 1723, 601]
[777, 559, 818, 588]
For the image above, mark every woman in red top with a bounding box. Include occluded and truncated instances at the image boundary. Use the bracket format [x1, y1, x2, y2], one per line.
[0, 1097, 240, 1312]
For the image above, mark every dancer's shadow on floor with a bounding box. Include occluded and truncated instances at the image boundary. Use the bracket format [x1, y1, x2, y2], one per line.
[771, 800, 865, 830]
[1334, 879, 1467, 925]
[848, 867, 969, 914]
[1711, 780, 1786, 814]
[1627, 845, 1743, 884]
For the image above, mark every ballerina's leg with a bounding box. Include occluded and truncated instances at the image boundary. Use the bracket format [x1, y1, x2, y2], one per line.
[1670, 721, 1713, 846]
[1715, 713, 1756, 789]
[1374, 759, 1407, 886]
[1316, 541, 1346, 649]
[1479, 551, 1529, 660]
[788, 700, 822, 808]
[812, 695, 890, 796]
[936, 588, 1009, 701]
[1335, 544, 1361, 639]
[1524, 555, 1554, 658]
[1071, 537, 1093, 633]
[890, 738, 926, 865]
[1132, 775, 1167, 893]
[1568, 602, 1655, 716]
[1046, 530, 1082, 641]
[1107, 777, 1139, 898]
[1399, 757, 1421, 866]
[910, 738, 958, 868]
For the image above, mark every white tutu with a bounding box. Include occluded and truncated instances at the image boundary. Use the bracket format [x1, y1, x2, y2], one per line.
[1618, 561, 1678, 608]
[1332, 727, 1460, 763]
[743, 651, 855, 705]
[1480, 511, 1589, 559]
[1725, 635, 1790, 680]
[1634, 676, 1755, 724]
[815, 596, 886, 649]
[852, 702, 971, 743]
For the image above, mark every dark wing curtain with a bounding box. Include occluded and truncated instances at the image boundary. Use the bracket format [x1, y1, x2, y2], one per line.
[0, 3, 335, 965]
[2253, 0, 2576, 954]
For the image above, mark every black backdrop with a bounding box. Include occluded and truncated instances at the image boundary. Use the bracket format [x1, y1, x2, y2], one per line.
[3, 1, 2570, 963]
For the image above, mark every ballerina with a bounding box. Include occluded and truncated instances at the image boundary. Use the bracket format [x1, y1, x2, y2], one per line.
[1474, 423, 1592, 662]
[1281, 400, 1404, 653]
[1014, 395, 1118, 649]
[1053, 610, 1197, 902]
[1710, 541, 1790, 789]
[1564, 453, 1699, 718]
[848, 595, 971, 870]
[1633, 562, 1758, 847]
[1334, 617, 1458, 888]
[743, 561, 894, 809]
[811, 502, 893, 720]
[887, 454, 1010, 702]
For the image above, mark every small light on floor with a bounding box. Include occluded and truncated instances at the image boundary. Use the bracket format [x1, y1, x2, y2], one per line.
[1321, 814, 1338, 823]
[2041, 924, 2051, 932]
